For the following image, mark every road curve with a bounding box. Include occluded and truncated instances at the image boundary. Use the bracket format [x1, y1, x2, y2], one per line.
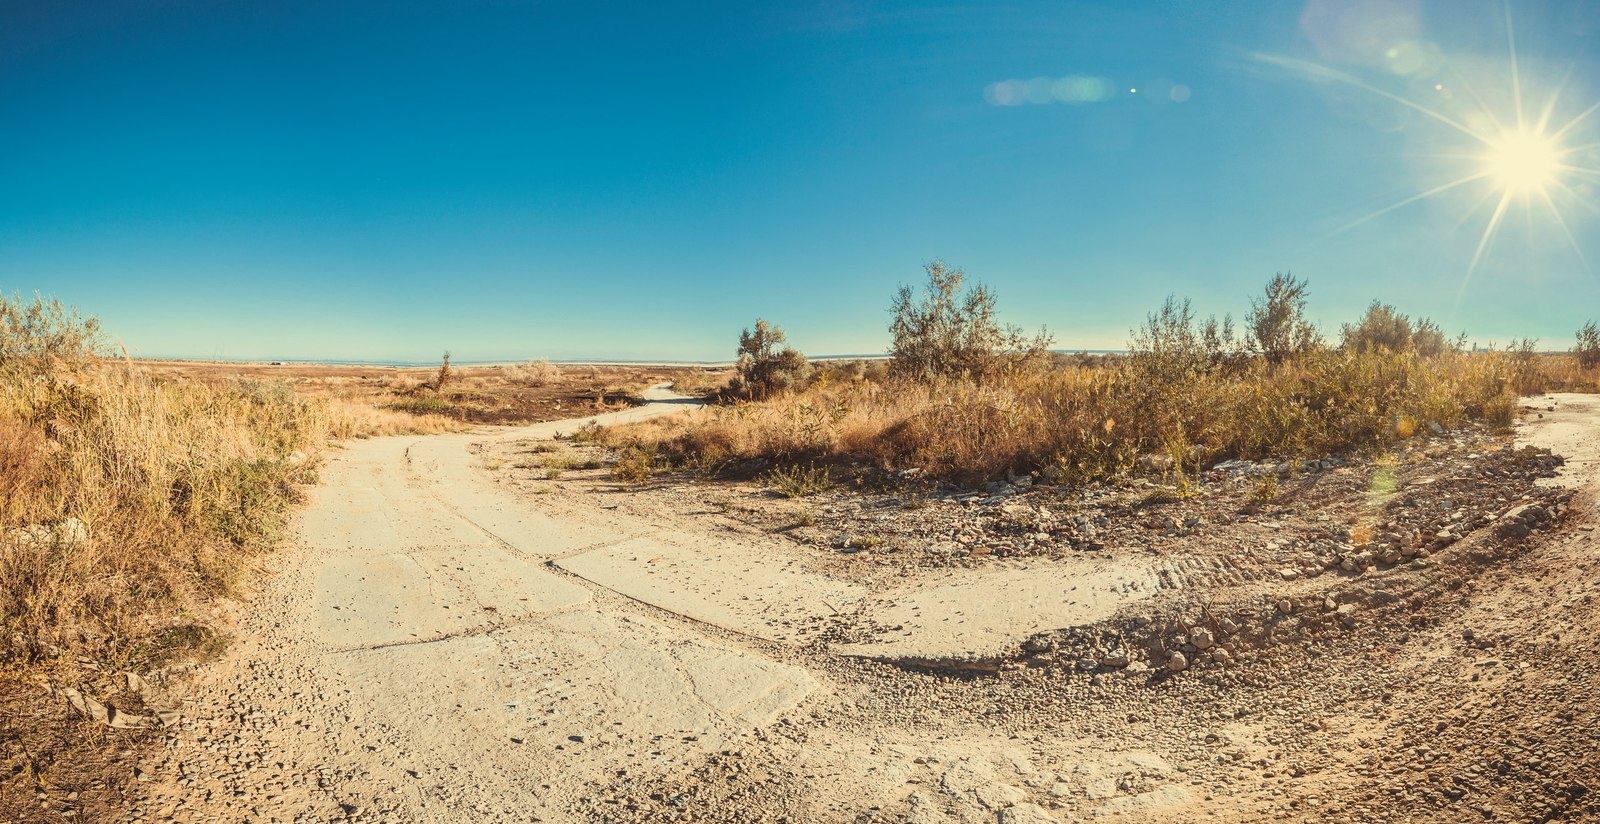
[143, 385, 819, 823]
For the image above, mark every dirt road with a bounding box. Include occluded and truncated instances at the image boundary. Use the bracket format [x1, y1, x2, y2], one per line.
[131, 391, 1600, 823]
[140, 386, 828, 821]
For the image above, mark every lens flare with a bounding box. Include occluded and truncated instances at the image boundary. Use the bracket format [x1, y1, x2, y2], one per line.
[1257, 3, 1600, 280]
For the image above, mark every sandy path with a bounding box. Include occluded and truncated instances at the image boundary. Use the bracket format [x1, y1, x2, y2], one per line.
[140, 386, 824, 822]
[132, 390, 1600, 823]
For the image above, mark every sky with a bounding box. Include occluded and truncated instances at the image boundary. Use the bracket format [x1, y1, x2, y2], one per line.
[2, 0, 1598, 362]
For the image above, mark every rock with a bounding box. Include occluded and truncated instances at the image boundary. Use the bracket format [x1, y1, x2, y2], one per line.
[1498, 522, 1531, 540]
[1189, 627, 1215, 650]
[1336, 604, 1359, 628]
[1075, 657, 1098, 672]
[1099, 649, 1130, 668]
[1276, 599, 1293, 615]
[1022, 634, 1054, 654]
[1166, 651, 1188, 671]
[1278, 568, 1299, 581]
[996, 802, 1059, 824]
[1139, 454, 1175, 473]
[1366, 588, 1399, 606]
[57, 518, 90, 547]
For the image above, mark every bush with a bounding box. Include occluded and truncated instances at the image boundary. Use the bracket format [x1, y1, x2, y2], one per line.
[1245, 272, 1321, 363]
[1341, 302, 1460, 356]
[505, 358, 560, 386]
[0, 293, 104, 376]
[732, 319, 810, 399]
[888, 260, 1051, 381]
[1575, 322, 1600, 369]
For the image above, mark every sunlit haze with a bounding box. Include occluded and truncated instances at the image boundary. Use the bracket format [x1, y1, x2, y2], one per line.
[2, 0, 1597, 362]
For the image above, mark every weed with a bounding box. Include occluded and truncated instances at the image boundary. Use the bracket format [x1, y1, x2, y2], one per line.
[1483, 392, 1518, 432]
[611, 447, 661, 483]
[1250, 474, 1278, 505]
[572, 421, 604, 444]
[766, 464, 833, 498]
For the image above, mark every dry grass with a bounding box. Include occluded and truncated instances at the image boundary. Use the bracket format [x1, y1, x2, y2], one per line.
[0, 359, 446, 666]
[599, 349, 1577, 487]
[0, 296, 465, 667]
[142, 360, 702, 425]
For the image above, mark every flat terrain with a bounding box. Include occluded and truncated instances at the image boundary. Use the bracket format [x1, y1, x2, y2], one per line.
[139, 360, 726, 424]
[103, 392, 1600, 822]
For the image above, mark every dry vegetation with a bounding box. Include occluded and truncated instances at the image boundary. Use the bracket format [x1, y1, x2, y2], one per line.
[0, 299, 723, 820]
[596, 268, 1600, 488]
[0, 298, 463, 670]
[142, 359, 724, 425]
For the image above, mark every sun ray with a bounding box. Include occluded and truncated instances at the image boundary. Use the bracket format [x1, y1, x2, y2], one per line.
[1328, 172, 1492, 238]
[1534, 64, 1576, 135]
[1251, 53, 1491, 144]
[1552, 179, 1600, 216]
[1504, 0, 1526, 130]
[1446, 71, 1510, 138]
[1264, 9, 1599, 280]
[1469, 190, 1515, 275]
[1550, 98, 1600, 143]
[1539, 187, 1592, 271]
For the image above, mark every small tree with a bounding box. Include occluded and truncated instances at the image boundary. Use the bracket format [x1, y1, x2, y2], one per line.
[734, 319, 809, 399]
[888, 260, 1051, 381]
[1576, 321, 1600, 368]
[435, 351, 453, 389]
[1245, 272, 1320, 363]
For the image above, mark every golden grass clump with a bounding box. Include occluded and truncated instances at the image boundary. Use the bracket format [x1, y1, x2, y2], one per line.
[503, 358, 561, 387]
[600, 347, 1569, 487]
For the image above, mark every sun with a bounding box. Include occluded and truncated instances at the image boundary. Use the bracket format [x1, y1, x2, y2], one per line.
[1256, 4, 1600, 278]
[1485, 129, 1562, 194]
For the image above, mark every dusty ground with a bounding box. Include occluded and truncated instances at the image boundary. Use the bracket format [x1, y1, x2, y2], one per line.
[17, 391, 1594, 823]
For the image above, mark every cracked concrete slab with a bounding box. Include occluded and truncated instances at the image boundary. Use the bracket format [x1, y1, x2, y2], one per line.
[832, 558, 1161, 665]
[554, 534, 866, 644]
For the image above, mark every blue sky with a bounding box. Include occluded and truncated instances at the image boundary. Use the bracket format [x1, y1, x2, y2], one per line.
[2, 0, 1597, 361]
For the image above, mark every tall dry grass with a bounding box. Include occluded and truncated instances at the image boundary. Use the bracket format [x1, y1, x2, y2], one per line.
[599, 348, 1569, 486]
[0, 296, 451, 666]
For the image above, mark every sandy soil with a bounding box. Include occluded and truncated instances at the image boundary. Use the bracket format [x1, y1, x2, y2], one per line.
[112, 391, 1599, 823]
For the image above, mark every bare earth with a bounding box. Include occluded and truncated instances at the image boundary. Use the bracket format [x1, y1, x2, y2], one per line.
[128, 391, 1600, 823]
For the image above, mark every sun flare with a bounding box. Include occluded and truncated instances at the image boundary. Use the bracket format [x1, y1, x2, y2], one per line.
[1486, 129, 1562, 194]
[1262, 5, 1600, 278]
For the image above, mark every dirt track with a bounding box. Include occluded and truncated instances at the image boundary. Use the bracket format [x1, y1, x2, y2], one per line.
[129, 392, 1600, 823]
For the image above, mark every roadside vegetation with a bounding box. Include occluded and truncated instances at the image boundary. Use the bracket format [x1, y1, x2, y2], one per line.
[0, 294, 451, 669]
[594, 264, 1600, 488]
